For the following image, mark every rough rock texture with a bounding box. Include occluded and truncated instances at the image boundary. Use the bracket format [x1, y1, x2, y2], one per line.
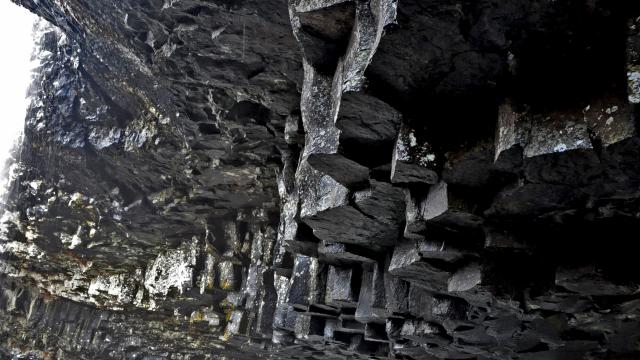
[2, 0, 640, 359]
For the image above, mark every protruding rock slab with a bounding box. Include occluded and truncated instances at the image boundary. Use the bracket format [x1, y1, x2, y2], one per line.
[298, 165, 349, 219]
[495, 98, 636, 170]
[448, 262, 483, 293]
[337, 93, 401, 167]
[307, 153, 370, 188]
[584, 98, 636, 146]
[447, 262, 506, 307]
[406, 182, 484, 232]
[303, 180, 404, 247]
[388, 239, 451, 293]
[353, 180, 405, 228]
[318, 242, 377, 265]
[303, 205, 399, 247]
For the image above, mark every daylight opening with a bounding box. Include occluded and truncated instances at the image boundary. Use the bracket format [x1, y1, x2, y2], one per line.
[0, 2, 37, 201]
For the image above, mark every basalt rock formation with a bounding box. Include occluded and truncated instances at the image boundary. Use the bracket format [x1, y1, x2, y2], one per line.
[2, 0, 640, 359]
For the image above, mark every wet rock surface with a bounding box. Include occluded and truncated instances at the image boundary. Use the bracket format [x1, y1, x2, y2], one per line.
[1, 0, 640, 359]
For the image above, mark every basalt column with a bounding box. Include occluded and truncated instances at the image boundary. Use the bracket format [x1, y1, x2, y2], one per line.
[272, 0, 399, 356]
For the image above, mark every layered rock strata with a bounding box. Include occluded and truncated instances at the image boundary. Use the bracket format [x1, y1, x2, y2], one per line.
[1, 0, 640, 359]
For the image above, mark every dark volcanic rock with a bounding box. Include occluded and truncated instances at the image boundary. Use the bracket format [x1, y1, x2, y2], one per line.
[2, 0, 640, 359]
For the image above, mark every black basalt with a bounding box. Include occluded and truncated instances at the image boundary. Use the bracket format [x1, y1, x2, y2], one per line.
[1, 0, 640, 359]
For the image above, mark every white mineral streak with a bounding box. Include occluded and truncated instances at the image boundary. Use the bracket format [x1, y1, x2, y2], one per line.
[0, 241, 45, 259]
[525, 119, 590, 158]
[14, 235, 204, 310]
[88, 273, 137, 304]
[143, 236, 200, 298]
[89, 127, 123, 149]
[190, 307, 221, 327]
[628, 68, 640, 104]
[497, 103, 590, 159]
[496, 96, 636, 165]
[124, 117, 159, 151]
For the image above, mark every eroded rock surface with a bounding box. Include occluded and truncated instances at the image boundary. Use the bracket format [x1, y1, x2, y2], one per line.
[2, 0, 640, 359]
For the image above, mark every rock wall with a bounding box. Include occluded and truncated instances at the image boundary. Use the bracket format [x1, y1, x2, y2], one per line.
[2, 0, 640, 359]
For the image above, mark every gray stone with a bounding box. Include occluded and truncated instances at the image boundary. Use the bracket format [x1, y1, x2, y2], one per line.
[364, 323, 389, 343]
[336, 316, 366, 334]
[318, 242, 377, 265]
[303, 180, 404, 247]
[5, 0, 640, 358]
[307, 153, 370, 189]
[448, 262, 483, 293]
[336, 93, 402, 164]
[355, 267, 387, 324]
[325, 265, 359, 308]
[422, 182, 484, 230]
[353, 180, 405, 231]
[295, 313, 326, 342]
[303, 204, 400, 247]
[388, 239, 450, 293]
[384, 270, 410, 317]
[556, 265, 639, 296]
[287, 255, 327, 311]
[400, 319, 450, 347]
[495, 97, 636, 171]
[391, 124, 439, 184]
